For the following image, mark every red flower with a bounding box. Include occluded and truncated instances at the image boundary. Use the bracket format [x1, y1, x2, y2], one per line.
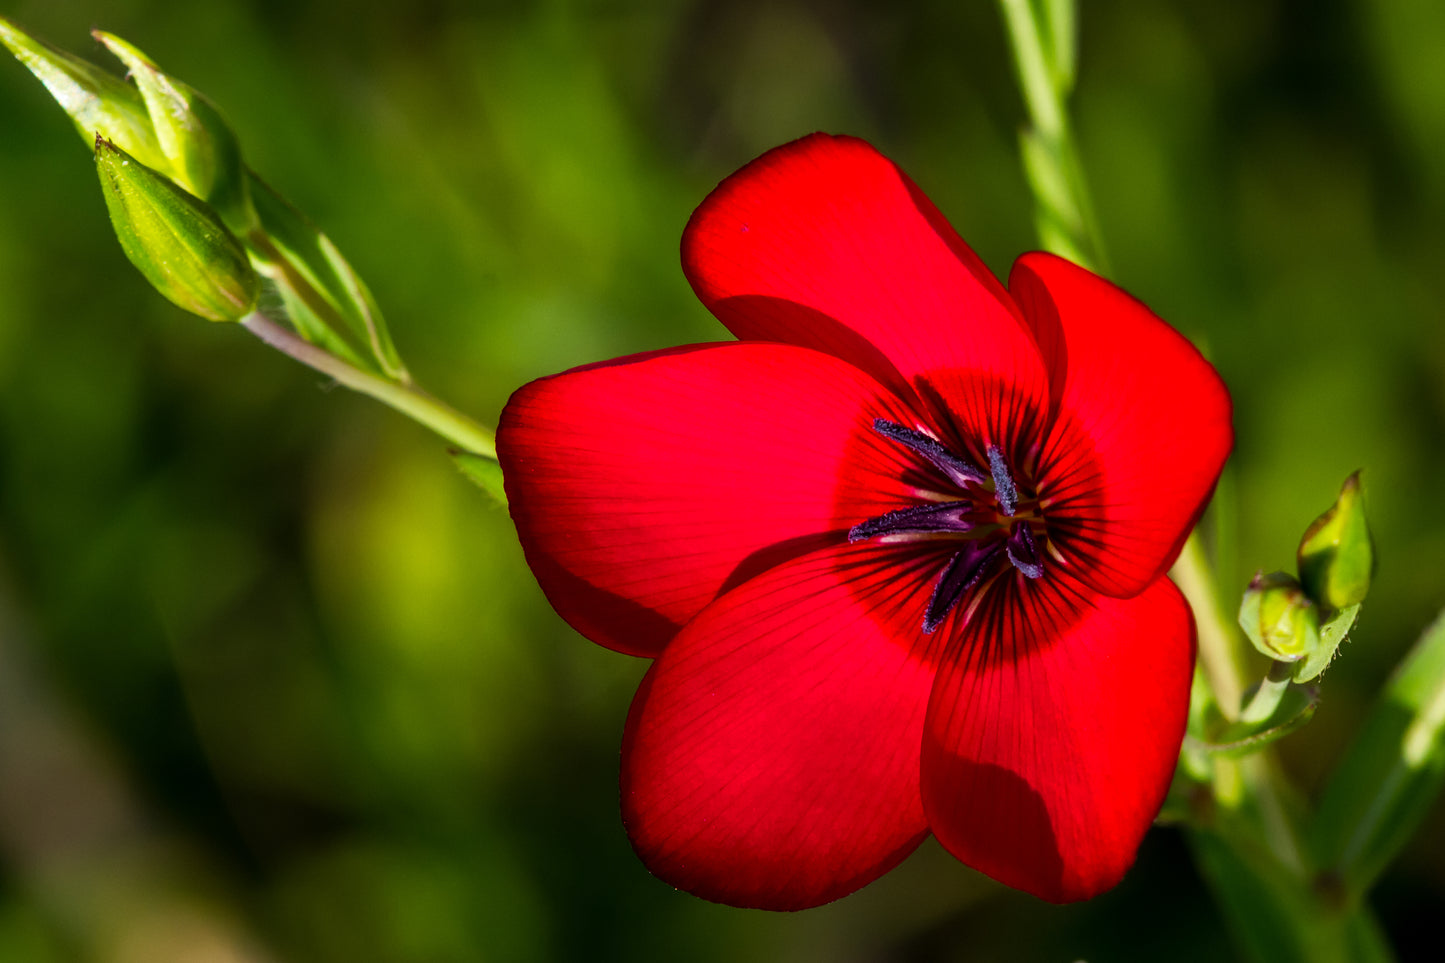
[496, 134, 1232, 909]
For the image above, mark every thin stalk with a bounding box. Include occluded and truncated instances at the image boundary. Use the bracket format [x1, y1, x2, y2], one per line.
[991, 3, 1398, 958]
[997, 0, 1109, 271]
[1173, 531, 1247, 719]
[241, 312, 496, 459]
[1240, 661, 1295, 727]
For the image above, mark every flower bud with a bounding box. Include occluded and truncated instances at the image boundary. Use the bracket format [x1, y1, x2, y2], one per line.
[92, 31, 256, 234]
[1298, 471, 1375, 611]
[1239, 571, 1321, 663]
[95, 137, 259, 322]
[0, 17, 167, 170]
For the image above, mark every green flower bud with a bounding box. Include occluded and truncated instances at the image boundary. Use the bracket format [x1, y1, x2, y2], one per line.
[95, 137, 259, 322]
[92, 31, 256, 234]
[0, 17, 167, 171]
[1298, 471, 1375, 611]
[1239, 571, 1321, 663]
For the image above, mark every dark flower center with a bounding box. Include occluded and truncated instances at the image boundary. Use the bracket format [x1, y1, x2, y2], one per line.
[850, 418, 1049, 633]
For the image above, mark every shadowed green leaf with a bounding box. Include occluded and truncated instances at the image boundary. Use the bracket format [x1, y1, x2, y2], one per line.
[450, 450, 507, 507]
[1190, 684, 1319, 758]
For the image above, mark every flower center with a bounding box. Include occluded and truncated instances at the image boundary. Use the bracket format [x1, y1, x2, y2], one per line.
[849, 418, 1048, 633]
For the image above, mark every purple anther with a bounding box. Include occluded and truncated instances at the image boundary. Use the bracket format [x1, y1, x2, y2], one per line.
[872, 419, 988, 489]
[987, 445, 1018, 517]
[1005, 520, 1044, 579]
[848, 500, 976, 543]
[923, 540, 1003, 633]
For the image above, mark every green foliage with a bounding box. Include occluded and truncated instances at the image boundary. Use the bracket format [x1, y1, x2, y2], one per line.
[1312, 609, 1445, 901]
[451, 449, 508, 507]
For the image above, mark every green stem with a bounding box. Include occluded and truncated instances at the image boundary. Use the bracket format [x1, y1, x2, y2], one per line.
[240, 312, 496, 459]
[998, 0, 1063, 139]
[995, 4, 1394, 959]
[997, 0, 1108, 271]
[1240, 661, 1295, 727]
[1172, 532, 1248, 719]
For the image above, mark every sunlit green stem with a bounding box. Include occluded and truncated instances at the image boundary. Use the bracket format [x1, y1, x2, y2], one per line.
[997, 0, 1108, 271]
[996, 3, 1396, 959]
[1241, 661, 1296, 726]
[241, 312, 496, 459]
[1172, 533, 1248, 719]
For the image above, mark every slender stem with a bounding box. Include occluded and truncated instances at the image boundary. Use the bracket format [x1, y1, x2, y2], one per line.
[1172, 532, 1247, 719]
[241, 312, 496, 459]
[998, 0, 1064, 139]
[997, 0, 1109, 271]
[1240, 660, 1295, 726]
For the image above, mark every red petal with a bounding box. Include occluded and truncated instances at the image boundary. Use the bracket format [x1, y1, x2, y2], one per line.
[1010, 253, 1233, 597]
[497, 342, 921, 657]
[683, 134, 1050, 452]
[921, 574, 1194, 903]
[622, 543, 947, 909]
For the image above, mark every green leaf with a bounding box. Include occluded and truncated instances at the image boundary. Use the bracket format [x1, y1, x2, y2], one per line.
[93, 31, 256, 234]
[450, 450, 507, 507]
[1311, 608, 1445, 899]
[95, 137, 258, 322]
[0, 16, 167, 171]
[246, 173, 409, 380]
[1189, 684, 1319, 758]
[1293, 603, 1361, 683]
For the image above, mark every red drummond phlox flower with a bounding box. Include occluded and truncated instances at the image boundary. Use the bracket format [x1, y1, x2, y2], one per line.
[496, 134, 1232, 909]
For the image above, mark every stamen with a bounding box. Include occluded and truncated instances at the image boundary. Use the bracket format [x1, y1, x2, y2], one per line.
[987, 446, 1018, 517]
[848, 500, 976, 543]
[923, 541, 1002, 633]
[873, 419, 988, 489]
[1005, 520, 1044, 579]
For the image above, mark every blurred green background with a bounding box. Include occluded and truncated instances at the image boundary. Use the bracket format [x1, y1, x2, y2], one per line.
[1, 0, 1443, 959]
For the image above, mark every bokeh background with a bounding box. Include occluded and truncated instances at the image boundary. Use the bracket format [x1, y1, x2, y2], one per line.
[1, 0, 1443, 959]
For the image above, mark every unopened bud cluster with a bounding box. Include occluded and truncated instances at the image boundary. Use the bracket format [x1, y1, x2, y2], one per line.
[1239, 472, 1375, 680]
[2, 17, 406, 378]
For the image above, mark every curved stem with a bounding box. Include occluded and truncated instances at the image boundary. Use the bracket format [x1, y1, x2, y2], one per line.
[1240, 661, 1295, 727]
[1172, 531, 1248, 719]
[241, 312, 496, 459]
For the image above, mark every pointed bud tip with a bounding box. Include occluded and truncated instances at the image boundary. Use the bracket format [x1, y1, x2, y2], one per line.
[95, 140, 258, 322]
[1298, 470, 1375, 612]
